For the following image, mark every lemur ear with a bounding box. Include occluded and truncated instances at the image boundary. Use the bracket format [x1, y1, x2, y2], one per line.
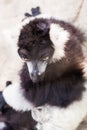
[37, 22, 49, 35]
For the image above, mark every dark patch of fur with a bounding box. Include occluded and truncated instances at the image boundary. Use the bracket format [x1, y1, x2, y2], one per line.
[31, 7, 41, 16]
[0, 92, 6, 111]
[0, 107, 36, 130]
[21, 63, 85, 107]
[6, 81, 12, 87]
[24, 6, 41, 17]
[18, 18, 86, 108]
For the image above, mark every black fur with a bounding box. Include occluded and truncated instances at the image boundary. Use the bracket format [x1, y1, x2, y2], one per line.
[6, 81, 12, 87]
[20, 63, 85, 107]
[0, 92, 6, 111]
[0, 107, 36, 130]
[18, 18, 86, 108]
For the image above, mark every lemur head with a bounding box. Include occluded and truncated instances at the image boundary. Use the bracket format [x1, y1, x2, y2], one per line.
[18, 16, 85, 82]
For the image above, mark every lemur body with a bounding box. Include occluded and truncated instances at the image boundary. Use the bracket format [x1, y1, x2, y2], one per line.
[0, 15, 87, 130]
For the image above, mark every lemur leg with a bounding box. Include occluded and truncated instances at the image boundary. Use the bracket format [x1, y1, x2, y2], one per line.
[32, 84, 87, 130]
[2, 83, 34, 111]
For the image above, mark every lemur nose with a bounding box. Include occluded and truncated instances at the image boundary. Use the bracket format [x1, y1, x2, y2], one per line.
[31, 70, 41, 77]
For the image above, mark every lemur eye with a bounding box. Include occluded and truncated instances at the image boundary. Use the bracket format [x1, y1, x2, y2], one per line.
[20, 52, 29, 61]
[21, 57, 29, 61]
[42, 57, 49, 61]
[18, 48, 29, 62]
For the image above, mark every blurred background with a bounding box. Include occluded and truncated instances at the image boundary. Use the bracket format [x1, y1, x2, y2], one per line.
[0, 0, 87, 129]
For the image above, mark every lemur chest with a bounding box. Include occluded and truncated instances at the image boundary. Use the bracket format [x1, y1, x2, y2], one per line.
[23, 74, 85, 108]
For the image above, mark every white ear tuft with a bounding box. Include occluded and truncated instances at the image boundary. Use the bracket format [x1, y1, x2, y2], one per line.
[49, 24, 70, 62]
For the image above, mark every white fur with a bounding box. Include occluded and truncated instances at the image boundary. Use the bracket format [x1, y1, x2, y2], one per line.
[49, 24, 70, 62]
[3, 83, 34, 111]
[32, 82, 87, 130]
[0, 122, 6, 129]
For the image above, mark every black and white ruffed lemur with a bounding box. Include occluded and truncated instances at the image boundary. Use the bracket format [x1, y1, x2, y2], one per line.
[0, 14, 87, 130]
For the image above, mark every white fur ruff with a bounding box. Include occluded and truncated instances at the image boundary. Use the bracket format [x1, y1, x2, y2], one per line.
[3, 83, 34, 111]
[49, 24, 70, 62]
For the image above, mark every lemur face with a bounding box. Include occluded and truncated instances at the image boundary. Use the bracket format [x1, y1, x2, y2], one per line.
[18, 17, 83, 82]
[18, 19, 54, 82]
[18, 46, 54, 82]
